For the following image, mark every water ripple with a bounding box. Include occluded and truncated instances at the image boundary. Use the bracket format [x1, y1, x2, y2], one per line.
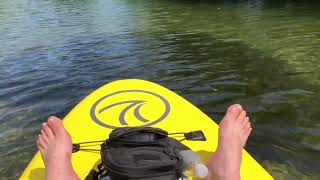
[0, 0, 320, 179]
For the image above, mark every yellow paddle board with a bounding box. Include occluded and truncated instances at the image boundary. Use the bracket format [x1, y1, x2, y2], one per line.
[20, 79, 273, 180]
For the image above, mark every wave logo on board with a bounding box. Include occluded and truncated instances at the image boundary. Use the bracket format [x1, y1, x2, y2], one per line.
[90, 90, 170, 129]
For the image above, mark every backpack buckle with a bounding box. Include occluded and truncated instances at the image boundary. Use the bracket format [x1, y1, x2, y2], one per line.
[184, 131, 206, 141]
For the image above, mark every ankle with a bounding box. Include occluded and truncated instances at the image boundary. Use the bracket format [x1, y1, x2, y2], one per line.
[46, 163, 78, 180]
[206, 152, 241, 180]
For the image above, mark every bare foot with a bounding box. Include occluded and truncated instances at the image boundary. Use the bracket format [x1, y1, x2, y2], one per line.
[206, 104, 252, 180]
[37, 116, 79, 180]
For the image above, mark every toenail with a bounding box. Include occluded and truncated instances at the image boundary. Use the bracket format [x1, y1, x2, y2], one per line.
[48, 116, 60, 123]
[228, 104, 242, 112]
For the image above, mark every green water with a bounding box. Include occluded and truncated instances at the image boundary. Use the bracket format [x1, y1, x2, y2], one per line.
[0, 0, 320, 179]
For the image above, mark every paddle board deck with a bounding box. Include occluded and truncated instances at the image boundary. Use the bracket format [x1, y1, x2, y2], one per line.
[21, 79, 273, 180]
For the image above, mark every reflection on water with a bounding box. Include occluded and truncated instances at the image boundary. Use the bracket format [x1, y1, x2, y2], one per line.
[0, 0, 320, 179]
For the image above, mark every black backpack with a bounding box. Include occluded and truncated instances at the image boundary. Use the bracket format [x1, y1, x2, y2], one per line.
[81, 127, 206, 180]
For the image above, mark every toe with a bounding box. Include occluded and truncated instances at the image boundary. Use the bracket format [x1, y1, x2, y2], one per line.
[242, 128, 252, 147]
[47, 116, 65, 135]
[37, 140, 45, 152]
[241, 117, 249, 129]
[224, 104, 243, 120]
[41, 130, 49, 144]
[237, 111, 246, 122]
[42, 123, 54, 139]
[37, 135, 46, 149]
[244, 128, 252, 139]
[227, 104, 243, 113]
[240, 115, 248, 125]
[243, 121, 251, 131]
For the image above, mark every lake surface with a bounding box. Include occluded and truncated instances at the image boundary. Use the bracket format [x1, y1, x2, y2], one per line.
[1, 0, 320, 179]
